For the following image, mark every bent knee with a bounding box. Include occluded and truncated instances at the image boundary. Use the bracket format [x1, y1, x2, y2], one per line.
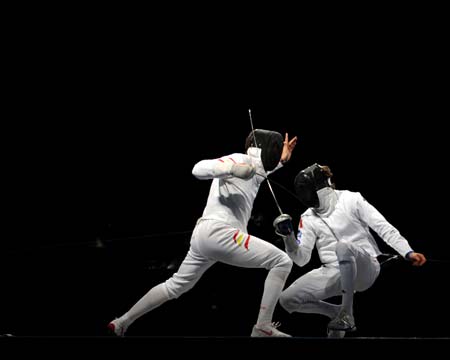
[274, 253, 293, 272]
[279, 290, 309, 313]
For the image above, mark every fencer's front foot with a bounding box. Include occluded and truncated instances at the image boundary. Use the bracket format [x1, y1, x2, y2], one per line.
[251, 322, 292, 337]
[107, 318, 128, 337]
[327, 310, 356, 332]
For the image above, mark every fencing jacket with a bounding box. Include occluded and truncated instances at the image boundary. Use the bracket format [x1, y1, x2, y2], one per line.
[291, 190, 414, 267]
[192, 147, 282, 232]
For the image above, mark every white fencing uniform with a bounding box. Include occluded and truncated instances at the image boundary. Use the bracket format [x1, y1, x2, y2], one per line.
[108, 146, 293, 336]
[280, 189, 413, 315]
[165, 147, 292, 299]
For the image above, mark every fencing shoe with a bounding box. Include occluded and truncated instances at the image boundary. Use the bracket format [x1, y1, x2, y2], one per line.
[327, 310, 356, 332]
[251, 322, 292, 337]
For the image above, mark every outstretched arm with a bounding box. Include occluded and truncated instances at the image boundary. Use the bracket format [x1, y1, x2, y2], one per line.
[355, 193, 414, 258]
[355, 193, 427, 264]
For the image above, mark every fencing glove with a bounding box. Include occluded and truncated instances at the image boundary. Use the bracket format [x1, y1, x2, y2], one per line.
[273, 214, 299, 252]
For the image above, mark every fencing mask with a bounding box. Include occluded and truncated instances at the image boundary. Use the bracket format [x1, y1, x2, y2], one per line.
[294, 163, 331, 208]
[245, 129, 283, 171]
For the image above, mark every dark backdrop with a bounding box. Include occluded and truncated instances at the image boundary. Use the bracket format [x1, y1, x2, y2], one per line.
[2, 17, 448, 338]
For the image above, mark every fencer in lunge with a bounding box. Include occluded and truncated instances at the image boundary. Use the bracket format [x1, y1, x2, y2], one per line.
[274, 163, 426, 338]
[108, 129, 298, 337]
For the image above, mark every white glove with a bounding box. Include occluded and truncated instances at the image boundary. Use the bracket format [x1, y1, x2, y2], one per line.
[273, 214, 299, 252]
[230, 163, 256, 179]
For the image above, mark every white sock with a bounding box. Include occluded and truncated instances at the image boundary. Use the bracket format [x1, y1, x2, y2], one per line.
[339, 258, 356, 316]
[256, 269, 289, 325]
[120, 283, 170, 327]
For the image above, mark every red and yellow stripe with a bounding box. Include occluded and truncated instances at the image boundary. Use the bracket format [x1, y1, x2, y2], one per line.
[233, 230, 251, 250]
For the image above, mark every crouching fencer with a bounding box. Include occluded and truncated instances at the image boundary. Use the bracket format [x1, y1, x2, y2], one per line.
[274, 164, 426, 338]
[108, 129, 298, 337]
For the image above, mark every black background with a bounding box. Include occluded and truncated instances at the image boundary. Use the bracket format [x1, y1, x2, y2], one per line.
[2, 9, 449, 339]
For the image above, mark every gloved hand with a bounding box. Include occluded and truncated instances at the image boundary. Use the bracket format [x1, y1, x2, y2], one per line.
[273, 214, 299, 253]
[230, 163, 256, 179]
[273, 214, 294, 237]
